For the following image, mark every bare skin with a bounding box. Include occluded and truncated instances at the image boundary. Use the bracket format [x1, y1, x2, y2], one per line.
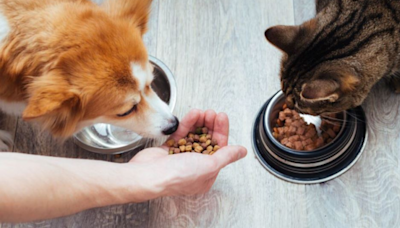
[0, 109, 247, 223]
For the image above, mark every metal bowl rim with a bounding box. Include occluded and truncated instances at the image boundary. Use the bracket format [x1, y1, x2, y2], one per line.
[264, 90, 347, 154]
[251, 95, 368, 184]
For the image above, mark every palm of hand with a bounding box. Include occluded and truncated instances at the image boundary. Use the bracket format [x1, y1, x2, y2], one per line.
[129, 109, 246, 196]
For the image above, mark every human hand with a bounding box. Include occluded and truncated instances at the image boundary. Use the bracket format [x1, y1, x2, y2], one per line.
[128, 109, 247, 200]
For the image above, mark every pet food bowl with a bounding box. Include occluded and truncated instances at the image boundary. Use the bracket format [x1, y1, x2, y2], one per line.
[252, 90, 368, 184]
[73, 56, 177, 154]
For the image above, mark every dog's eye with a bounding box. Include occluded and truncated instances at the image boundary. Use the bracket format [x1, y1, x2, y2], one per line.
[117, 104, 137, 117]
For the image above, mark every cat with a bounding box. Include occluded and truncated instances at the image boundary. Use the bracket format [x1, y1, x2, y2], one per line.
[265, 0, 400, 115]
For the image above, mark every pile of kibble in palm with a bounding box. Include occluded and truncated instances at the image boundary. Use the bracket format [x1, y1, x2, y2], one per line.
[273, 104, 341, 151]
[167, 127, 220, 155]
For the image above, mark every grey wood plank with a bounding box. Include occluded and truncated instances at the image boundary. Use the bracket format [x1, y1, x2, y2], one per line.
[0, 112, 17, 151]
[293, 0, 316, 25]
[149, 0, 306, 228]
[3, 0, 400, 227]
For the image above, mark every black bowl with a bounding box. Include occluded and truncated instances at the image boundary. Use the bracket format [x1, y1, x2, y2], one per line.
[252, 91, 368, 184]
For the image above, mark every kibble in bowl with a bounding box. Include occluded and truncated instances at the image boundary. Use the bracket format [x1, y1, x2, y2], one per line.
[273, 103, 342, 151]
[166, 127, 220, 155]
[252, 90, 368, 184]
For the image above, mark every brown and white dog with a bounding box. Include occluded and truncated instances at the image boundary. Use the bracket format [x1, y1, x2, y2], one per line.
[0, 0, 178, 151]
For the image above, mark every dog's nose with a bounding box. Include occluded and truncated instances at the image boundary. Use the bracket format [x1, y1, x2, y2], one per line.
[162, 116, 179, 135]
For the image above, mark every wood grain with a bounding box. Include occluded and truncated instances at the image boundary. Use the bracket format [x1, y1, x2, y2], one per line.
[293, 0, 316, 25]
[149, 0, 307, 228]
[2, 0, 400, 228]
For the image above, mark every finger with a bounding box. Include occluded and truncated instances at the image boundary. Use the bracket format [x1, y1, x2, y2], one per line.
[204, 109, 217, 134]
[163, 109, 204, 144]
[211, 145, 247, 170]
[194, 109, 206, 128]
[211, 112, 229, 146]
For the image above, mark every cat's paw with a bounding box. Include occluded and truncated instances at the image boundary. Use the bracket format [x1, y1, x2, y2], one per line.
[0, 130, 13, 152]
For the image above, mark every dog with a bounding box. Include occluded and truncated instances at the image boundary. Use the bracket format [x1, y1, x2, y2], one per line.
[0, 0, 179, 152]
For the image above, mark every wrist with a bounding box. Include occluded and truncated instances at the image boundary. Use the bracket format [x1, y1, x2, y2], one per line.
[115, 163, 167, 204]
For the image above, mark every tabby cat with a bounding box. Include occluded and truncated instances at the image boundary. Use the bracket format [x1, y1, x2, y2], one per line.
[265, 0, 400, 115]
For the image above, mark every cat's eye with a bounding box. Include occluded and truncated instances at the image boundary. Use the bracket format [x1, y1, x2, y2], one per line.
[117, 104, 138, 117]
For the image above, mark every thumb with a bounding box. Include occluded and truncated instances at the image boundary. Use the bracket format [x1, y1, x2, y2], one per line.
[212, 145, 247, 169]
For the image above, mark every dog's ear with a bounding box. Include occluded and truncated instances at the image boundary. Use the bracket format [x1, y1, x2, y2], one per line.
[22, 77, 80, 120]
[23, 89, 80, 120]
[101, 0, 152, 35]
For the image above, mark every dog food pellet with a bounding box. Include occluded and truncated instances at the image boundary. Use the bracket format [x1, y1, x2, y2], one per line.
[194, 135, 200, 141]
[186, 145, 193, 152]
[166, 139, 175, 147]
[273, 104, 342, 151]
[199, 136, 207, 143]
[195, 146, 204, 153]
[167, 127, 221, 155]
[178, 139, 187, 146]
[195, 127, 203, 134]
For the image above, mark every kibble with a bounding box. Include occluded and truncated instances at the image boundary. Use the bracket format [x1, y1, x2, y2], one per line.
[167, 127, 221, 155]
[273, 104, 341, 151]
[178, 139, 187, 146]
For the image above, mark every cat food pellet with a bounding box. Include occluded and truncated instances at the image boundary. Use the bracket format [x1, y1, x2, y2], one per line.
[273, 103, 341, 151]
[326, 128, 336, 138]
[333, 124, 341, 133]
[167, 127, 221, 155]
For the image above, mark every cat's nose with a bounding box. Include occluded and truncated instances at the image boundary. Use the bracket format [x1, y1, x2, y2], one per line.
[285, 94, 295, 109]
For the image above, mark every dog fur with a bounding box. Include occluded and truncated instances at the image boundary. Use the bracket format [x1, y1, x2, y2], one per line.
[0, 0, 178, 151]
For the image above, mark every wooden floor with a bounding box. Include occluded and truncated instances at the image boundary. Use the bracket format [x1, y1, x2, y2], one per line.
[2, 0, 400, 227]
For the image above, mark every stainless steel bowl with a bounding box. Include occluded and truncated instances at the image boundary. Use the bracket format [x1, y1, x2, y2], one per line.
[73, 56, 177, 154]
[252, 91, 368, 184]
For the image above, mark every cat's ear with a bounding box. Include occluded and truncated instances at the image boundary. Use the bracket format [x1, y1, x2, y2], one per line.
[301, 80, 340, 103]
[265, 25, 300, 54]
[265, 19, 317, 54]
